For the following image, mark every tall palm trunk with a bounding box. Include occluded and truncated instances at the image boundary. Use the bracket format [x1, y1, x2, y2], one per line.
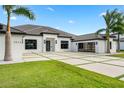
[106, 31, 110, 53]
[117, 33, 120, 52]
[4, 13, 13, 61]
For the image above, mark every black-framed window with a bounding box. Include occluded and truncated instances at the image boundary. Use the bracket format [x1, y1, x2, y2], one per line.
[78, 43, 84, 49]
[61, 41, 69, 49]
[25, 39, 37, 49]
[110, 42, 112, 49]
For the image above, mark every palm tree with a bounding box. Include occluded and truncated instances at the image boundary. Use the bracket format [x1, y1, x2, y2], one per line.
[96, 9, 119, 53]
[112, 12, 124, 52]
[2, 5, 35, 61]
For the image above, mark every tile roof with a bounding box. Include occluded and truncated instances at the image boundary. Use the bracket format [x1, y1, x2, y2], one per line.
[0, 23, 116, 41]
[14, 24, 76, 38]
[0, 23, 25, 34]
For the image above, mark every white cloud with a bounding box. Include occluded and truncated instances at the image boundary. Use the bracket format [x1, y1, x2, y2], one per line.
[10, 16, 16, 20]
[68, 20, 75, 24]
[47, 7, 55, 12]
[99, 12, 106, 16]
[55, 26, 60, 29]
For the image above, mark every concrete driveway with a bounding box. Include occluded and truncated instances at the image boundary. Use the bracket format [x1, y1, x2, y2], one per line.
[37, 52, 124, 80]
[1, 52, 124, 80]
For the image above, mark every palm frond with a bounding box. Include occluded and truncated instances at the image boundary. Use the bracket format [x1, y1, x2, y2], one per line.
[96, 28, 106, 34]
[2, 5, 15, 12]
[112, 24, 124, 34]
[13, 6, 35, 20]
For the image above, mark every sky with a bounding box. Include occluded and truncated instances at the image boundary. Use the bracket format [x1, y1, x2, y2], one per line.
[0, 5, 124, 35]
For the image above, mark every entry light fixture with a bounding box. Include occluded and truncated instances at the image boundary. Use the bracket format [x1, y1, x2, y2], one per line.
[44, 40, 46, 44]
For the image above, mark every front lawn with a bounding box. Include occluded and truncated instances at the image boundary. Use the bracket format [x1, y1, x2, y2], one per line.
[0, 60, 124, 88]
[110, 53, 124, 58]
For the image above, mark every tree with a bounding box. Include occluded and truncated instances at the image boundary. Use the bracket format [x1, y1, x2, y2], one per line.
[96, 9, 119, 53]
[112, 12, 124, 52]
[2, 5, 35, 61]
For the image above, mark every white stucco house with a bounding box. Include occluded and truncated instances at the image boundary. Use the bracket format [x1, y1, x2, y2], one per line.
[114, 34, 124, 50]
[0, 23, 119, 60]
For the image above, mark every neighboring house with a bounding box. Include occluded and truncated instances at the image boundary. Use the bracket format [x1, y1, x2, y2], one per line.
[114, 34, 124, 50]
[0, 23, 117, 60]
[120, 38, 124, 50]
[112, 33, 124, 50]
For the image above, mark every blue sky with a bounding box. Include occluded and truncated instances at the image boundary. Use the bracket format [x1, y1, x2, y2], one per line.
[0, 5, 124, 35]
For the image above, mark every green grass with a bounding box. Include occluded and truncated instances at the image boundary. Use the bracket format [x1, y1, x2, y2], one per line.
[0, 60, 124, 88]
[120, 50, 124, 52]
[110, 53, 124, 58]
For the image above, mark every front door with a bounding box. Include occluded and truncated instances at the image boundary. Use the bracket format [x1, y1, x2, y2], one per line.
[46, 40, 50, 51]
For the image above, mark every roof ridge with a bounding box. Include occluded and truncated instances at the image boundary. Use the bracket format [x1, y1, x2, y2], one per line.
[0, 23, 26, 34]
[23, 26, 44, 32]
[14, 24, 77, 37]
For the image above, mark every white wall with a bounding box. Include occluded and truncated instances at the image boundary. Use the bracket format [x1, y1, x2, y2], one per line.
[97, 38, 116, 54]
[0, 33, 118, 61]
[113, 34, 124, 50]
[0, 34, 24, 61]
[0, 34, 5, 60]
[23, 35, 43, 53]
[96, 40, 106, 53]
[109, 38, 116, 53]
[12, 34, 24, 60]
[120, 42, 124, 50]
[71, 42, 78, 52]
[56, 37, 71, 52]
[42, 34, 72, 52]
[43, 34, 58, 52]
[71, 40, 101, 53]
[71, 40, 114, 53]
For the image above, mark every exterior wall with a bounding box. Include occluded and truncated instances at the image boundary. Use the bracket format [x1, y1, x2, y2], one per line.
[71, 42, 78, 52]
[0, 32, 118, 61]
[12, 34, 24, 60]
[56, 37, 71, 52]
[113, 34, 124, 50]
[43, 34, 58, 52]
[71, 40, 104, 53]
[109, 38, 117, 53]
[42, 34, 72, 52]
[96, 40, 106, 53]
[71, 39, 116, 54]
[0, 34, 24, 61]
[117, 34, 124, 38]
[23, 35, 43, 53]
[0, 34, 5, 60]
[97, 38, 116, 54]
[120, 41, 124, 50]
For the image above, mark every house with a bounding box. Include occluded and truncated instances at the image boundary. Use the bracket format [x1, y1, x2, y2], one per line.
[71, 33, 117, 53]
[0, 23, 117, 60]
[113, 34, 124, 50]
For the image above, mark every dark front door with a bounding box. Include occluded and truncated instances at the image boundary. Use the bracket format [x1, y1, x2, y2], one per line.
[46, 40, 50, 51]
[78, 43, 84, 52]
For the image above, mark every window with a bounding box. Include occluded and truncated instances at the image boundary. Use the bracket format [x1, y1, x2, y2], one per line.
[61, 41, 69, 49]
[25, 39, 37, 49]
[110, 42, 112, 49]
[78, 43, 84, 49]
[0, 24, 3, 29]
